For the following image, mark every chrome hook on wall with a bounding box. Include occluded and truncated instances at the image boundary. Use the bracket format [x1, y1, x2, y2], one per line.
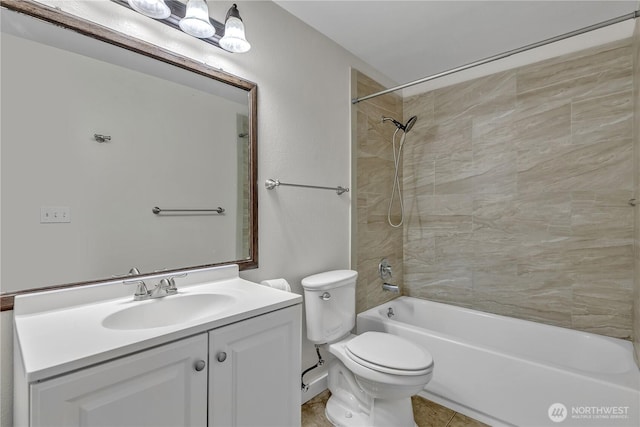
[94, 134, 112, 143]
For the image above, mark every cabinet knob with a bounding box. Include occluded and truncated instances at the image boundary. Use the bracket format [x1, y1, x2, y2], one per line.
[194, 359, 206, 371]
[216, 352, 227, 363]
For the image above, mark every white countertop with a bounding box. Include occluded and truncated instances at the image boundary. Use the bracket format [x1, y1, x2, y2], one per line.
[13, 265, 301, 382]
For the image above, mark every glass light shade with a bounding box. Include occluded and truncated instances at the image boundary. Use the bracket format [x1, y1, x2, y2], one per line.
[127, 0, 171, 19]
[219, 16, 251, 53]
[179, 0, 215, 38]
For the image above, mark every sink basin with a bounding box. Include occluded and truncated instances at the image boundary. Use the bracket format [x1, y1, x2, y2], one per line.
[102, 294, 234, 330]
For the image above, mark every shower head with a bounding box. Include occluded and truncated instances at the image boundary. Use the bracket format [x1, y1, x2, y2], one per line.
[404, 116, 417, 133]
[382, 115, 418, 133]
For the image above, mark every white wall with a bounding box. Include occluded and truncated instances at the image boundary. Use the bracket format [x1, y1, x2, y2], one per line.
[0, 1, 395, 424]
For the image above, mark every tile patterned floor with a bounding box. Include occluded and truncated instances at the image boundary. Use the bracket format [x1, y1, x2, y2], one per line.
[301, 390, 489, 427]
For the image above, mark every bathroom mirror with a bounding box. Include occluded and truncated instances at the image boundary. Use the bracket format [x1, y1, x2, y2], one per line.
[0, 0, 258, 310]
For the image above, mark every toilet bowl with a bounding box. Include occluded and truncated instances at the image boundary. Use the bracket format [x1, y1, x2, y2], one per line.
[324, 332, 433, 426]
[301, 270, 434, 427]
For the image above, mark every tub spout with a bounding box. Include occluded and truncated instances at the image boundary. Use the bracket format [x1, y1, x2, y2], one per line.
[382, 283, 399, 293]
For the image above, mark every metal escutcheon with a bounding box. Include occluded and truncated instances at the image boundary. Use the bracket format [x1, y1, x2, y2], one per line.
[217, 352, 227, 363]
[194, 360, 206, 371]
[319, 292, 331, 301]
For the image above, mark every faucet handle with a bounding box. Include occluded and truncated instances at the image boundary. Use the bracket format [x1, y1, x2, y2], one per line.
[112, 267, 142, 278]
[379, 258, 392, 280]
[123, 280, 149, 300]
[165, 273, 187, 290]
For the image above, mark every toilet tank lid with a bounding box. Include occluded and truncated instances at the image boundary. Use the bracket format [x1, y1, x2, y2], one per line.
[301, 270, 358, 290]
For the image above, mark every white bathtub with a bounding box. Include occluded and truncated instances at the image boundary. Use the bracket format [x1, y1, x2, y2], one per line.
[357, 296, 640, 427]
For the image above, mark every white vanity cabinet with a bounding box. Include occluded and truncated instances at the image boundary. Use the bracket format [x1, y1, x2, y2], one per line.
[30, 334, 208, 427]
[14, 266, 303, 427]
[209, 307, 301, 427]
[22, 305, 301, 427]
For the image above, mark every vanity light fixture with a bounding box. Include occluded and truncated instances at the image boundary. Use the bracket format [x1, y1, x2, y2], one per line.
[179, 0, 215, 38]
[115, 0, 251, 53]
[219, 4, 251, 53]
[127, 0, 171, 19]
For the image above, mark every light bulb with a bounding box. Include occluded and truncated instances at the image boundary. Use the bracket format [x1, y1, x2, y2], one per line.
[127, 0, 170, 19]
[179, 0, 215, 39]
[219, 5, 251, 53]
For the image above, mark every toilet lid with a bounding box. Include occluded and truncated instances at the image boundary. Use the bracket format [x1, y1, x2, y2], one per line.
[346, 332, 433, 372]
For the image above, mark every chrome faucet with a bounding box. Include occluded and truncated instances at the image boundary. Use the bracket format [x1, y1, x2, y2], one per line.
[123, 273, 186, 301]
[382, 283, 400, 293]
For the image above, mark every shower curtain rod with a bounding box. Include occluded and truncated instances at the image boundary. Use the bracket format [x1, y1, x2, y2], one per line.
[352, 10, 639, 104]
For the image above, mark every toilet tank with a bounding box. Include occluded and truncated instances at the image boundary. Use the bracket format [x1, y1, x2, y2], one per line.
[301, 270, 358, 344]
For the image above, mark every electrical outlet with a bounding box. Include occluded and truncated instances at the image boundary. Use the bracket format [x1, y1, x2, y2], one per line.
[41, 207, 71, 223]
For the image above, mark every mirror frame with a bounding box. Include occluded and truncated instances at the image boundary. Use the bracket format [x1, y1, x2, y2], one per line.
[0, 0, 258, 311]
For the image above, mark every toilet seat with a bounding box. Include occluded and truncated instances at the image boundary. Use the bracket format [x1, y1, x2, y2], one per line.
[345, 332, 433, 376]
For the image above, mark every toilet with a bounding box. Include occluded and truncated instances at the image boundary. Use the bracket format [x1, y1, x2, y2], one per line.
[302, 270, 433, 427]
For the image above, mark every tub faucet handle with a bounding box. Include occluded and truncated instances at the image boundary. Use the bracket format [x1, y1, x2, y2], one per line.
[379, 258, 392, 280]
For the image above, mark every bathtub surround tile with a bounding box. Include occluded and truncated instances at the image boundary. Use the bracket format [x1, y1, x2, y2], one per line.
[434, 70, 516, 124]
[409, 194, 473, 235]
[472, 109, 518, 156]
[403, 155, 435, 198]
[572, 279, 633, 338]
[515, 65, 632, 121]
[571, 90, 634, 145]
[516, 39, 632, 95]
[434, 233, 477, 266]
[434, 152, 475, 195]
[472, 149, 517, 195]
[356, 73, 402, 114]
[474, 281, 573, 328]
[404, 228, 436, 268]
[429, 118, 473, 156]
[402, 39, 634, 337]
[511, 192, 572, 239]
[354, 71, 404, 312]
[404, 266, 475, 308]
[404, 92, 435, 128]
[516, 138, 633, 194]
[511, 103, 572, 151]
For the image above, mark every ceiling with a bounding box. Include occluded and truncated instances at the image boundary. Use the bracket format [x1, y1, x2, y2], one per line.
[274, 1, 639, 85]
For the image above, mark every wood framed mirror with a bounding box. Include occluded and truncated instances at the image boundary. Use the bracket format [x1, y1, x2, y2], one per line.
[0, 0, 258, 310]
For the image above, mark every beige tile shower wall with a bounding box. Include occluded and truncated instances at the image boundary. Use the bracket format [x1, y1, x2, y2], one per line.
[354, 72, 404, 313]
[633, 20, 640, 365]
[403, 39, 634, 339]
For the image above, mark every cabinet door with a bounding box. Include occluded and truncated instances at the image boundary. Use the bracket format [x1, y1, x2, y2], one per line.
[209, 305, 301, 427]
[31, 334, 208, 427]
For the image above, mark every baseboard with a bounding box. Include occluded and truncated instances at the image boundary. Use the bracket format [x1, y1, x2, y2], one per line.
[301, 372, 328, 404]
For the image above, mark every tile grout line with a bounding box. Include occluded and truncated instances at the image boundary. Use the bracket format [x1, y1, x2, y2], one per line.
[443, 411, 458, 427]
